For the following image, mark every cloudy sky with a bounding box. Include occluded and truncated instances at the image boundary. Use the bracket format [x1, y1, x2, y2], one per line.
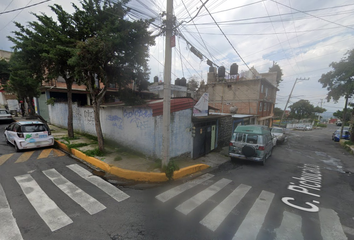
[1, 0, 354, 115]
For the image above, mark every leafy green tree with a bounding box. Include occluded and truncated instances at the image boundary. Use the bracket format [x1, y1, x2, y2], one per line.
[68, 0, 155, 151]
[333, 108, 352, 122]
[9, 5, 79, 137]
[6, 51, 41, 114]
[0, 59, 10, 85]
[289, 99, 315, 120]
[318, 49, 354, 140]
[268, 62, 283, 87]
[273, 107, 283, 118]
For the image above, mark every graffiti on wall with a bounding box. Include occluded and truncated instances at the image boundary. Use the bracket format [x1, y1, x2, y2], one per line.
[84, 110, 95, 125]
[124, 108, 152, 130]
[107, 114, 123, 130]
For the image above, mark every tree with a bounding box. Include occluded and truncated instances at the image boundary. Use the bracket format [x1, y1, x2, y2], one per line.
[273, 107, 283, 118]
[68, 0, 155, 152]
[187, 77, 199, 92]
[268, 62, 283, 87]
[318, 49, 354, 140]
[9, 5, 78, 137]
[289, 99, 315, 120]
[6, 51, 41, 114]
[0, 59, 10, 85]
[333, 108, 352, 122]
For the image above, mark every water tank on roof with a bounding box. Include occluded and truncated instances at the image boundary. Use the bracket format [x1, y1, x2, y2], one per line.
[218, 66, 225, 78]
[175, 78, 181, 86]
[180, 77, 187, 86]
[230, 63, 238, 75]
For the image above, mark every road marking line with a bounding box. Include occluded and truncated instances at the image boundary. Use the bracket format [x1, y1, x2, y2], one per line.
[14, 174, 73, 232]
[43, 169, 106, 215]
[0, 183, 24, 240]
[200, 184, 251, 232]
[232, 190, 275, 240]
[275, 211, 303, 240]
[52, 149, 65, 157]
[155, 173, 214, 203]
[37, 149, 52, 159]
[0, 154, 13, 166]
[176, 178, 231, 215]
[67, 164, 130, 202]
[15, 151, 35, 163]
[319, 208, 348, 240]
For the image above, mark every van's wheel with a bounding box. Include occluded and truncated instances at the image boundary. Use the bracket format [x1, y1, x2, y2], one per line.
[260, 157, 266, 166]
[14, 142, 20, 152]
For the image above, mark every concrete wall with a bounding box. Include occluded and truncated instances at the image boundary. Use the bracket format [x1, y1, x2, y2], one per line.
[49, 103, 193, 158]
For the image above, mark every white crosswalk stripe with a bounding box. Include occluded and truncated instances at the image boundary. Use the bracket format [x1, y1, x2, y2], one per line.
[43, 169, 106, 215]
[156, 173, 214, 203]
[200, 184, 251, 232]
[0, 184, 23, 240]
[232, 190, 274, 240]
[176, 178, 231, 215]
[14, 174, 73, 232]
[275, 211, 303, 240]
[319, 208, 348, 240]
[67, 164, 130, 202]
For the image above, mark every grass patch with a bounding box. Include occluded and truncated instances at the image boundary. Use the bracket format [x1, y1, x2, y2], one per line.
[67, 143, 89, 150]
[344, 140, 354, 146]
[83, 148, 105, 157]
[114, 156, 123, 161]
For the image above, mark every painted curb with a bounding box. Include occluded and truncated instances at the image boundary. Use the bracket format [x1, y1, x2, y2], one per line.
[55, 140, 210, 182]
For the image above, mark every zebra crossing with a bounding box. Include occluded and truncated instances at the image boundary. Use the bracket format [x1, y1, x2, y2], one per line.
[155, 174, 349, 240]
[0, 164, 130, 239]
[0, 148, 65, 166]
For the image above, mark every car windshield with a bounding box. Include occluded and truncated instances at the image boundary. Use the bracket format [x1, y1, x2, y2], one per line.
[20, 124, 47, 132]
[0, 110, 9, 114]
[272, 128, 283, 133]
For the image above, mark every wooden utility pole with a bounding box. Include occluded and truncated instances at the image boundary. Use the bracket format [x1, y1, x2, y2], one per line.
[280, 77, 309, 126]
[162, 0, 173, 167]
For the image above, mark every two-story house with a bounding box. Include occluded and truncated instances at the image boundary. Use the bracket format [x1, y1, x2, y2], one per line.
[197, 67, 278, 127]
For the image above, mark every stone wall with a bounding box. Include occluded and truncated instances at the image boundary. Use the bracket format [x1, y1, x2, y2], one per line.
[217, 115, 233, 148]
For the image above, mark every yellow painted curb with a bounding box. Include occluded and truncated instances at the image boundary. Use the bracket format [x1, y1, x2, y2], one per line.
[173, 164, 210, 180]
[55, 140, 210, 182]
[110, 166, 168, 182]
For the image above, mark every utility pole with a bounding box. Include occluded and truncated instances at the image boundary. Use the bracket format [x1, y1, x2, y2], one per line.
[162, 0, 173, 167]
[340, 95, 349, 140]
[317, 99, 323, 121]
[280, 77, 309, 125]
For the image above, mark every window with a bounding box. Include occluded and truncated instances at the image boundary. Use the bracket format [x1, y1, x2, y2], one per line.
[264, 103, 267, 112]
[259, 102, 262, 112]
[265, 87, 268, 97]
[21, 124, 47, 133]
[261, 84, 264, 93]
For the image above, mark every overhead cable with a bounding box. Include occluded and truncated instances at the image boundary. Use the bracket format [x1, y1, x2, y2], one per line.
[0, 0, 50, 15]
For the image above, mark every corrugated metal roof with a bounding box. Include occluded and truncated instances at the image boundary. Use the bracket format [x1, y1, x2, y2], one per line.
[148, 98, 196, 117]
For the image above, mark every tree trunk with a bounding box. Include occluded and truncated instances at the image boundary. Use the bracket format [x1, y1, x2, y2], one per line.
[92, 99, 104, 152]
[26, 97, 36, 117]
[67, 82, 74, 138]
[351, 107, 354, 142]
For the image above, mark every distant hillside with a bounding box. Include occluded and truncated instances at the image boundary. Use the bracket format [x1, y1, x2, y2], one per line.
[321, 112, 334, 119]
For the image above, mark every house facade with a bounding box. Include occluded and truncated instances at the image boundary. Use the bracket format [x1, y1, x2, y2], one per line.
[197, 67, 278, 127]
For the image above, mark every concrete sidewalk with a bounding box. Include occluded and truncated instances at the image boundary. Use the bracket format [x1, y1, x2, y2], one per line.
[13, 116, 230, 182]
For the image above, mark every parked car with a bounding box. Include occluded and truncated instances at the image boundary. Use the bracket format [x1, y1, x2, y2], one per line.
[271, 127, 286, 143]
[0, 109, 13, 122]
[336, 121, 342, 126]
[332, 127, 350, 142]
[304, 125, 313, 131]
[4, 121, 54, 151]
[229, 125, 273, 165]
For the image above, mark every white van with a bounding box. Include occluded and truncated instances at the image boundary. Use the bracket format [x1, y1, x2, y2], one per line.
[229, 125, 274, 165]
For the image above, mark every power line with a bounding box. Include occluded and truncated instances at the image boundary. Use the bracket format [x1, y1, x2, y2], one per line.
[200, 0, 255, 75]
[270, 0, 354, 30]
[0, 0, 50, 15]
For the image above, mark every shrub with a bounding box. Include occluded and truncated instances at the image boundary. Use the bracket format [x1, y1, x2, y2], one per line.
[162, 160, 180, 180]
[83, 148, 104, 157]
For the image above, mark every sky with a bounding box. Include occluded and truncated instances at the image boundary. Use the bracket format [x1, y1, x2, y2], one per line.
[0, 0, 354, 116]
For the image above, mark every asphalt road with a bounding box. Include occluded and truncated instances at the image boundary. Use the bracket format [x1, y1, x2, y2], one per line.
[1, 122, 354, 240]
